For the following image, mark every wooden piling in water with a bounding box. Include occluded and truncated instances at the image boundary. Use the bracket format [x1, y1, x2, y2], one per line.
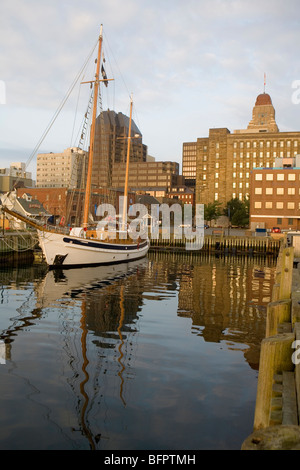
[266, 300, 292, 338]
[253, 332, 295, 431]
[242, 243, 300, 449]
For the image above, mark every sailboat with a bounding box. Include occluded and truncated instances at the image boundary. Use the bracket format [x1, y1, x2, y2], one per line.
[2, 26, 149, 268]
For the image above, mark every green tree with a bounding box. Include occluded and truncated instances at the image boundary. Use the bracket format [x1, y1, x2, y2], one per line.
[204, 201, 222, 226]
[224, 197, 249, 227]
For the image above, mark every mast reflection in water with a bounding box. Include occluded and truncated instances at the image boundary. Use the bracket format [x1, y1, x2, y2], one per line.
[0, 252, 276, 450]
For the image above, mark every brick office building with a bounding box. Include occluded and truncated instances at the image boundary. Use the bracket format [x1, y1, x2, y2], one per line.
[185, 92, 300, 209]
[250, 155, 300, 231]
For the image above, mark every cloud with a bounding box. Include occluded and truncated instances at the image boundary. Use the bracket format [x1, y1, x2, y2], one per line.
[1, 0, 300, 165]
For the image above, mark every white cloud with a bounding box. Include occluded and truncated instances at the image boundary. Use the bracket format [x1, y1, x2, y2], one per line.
[0, 0, 300, 167]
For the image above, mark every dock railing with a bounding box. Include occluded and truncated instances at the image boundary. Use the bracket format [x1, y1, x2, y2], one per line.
[242, 235, 300, 449]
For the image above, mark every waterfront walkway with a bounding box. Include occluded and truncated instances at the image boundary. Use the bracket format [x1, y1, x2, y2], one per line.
[242, 239, 300, 450]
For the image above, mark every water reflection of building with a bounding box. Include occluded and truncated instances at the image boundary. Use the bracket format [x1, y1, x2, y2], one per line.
[176, 253, 276, 367]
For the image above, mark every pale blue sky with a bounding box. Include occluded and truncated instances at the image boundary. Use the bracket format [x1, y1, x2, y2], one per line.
[0, 0, 299, 175]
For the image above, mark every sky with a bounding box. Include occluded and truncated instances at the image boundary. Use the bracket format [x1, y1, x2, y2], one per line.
[0, 0, 300, 177]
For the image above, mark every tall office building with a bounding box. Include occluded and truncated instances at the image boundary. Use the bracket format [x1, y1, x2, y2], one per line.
[111, 161, 179, 192]
[182, 92, 300, 208]
[182, 142, 197, 187]
[36, 147, 87, 189]
[92, 110, 147, 188]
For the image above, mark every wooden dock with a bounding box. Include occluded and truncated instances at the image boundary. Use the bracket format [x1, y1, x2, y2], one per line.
[150, 233, 281, 255]
[242, 240, 300, 450]
[0, 231, 38, 265]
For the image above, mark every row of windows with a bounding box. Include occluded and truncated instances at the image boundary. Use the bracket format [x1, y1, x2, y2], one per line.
[233, 141, 298, 148]
[214, 192, 250, 201]
[234, 151, 298, 158]
[254, 201, 299, 210]
[255, 173, 298, 181]
[213, 183, 251, 191]
[255, 187, 298, 195]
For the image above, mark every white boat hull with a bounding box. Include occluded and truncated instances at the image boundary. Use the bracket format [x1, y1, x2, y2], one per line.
[37, 230, 149, 267]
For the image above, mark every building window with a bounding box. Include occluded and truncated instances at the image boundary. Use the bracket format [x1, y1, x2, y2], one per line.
[288, 188, 296, 195]
[276, 202, 284, 209]
[277, 188, 284, 195]
[266, 174, 273, 181]
[266, 188, 273, 195]
[277, 174, 285, 181]
[255, 202, 262, 209]
[277, 218, 282, 224]
[255, 188, 262, 194]
[265, 202, 273, 209]
[255, 174, 262, 180]
[288, 174, 296, 181]
[288, 218, 294, 224]
[287, 202, 295, 209]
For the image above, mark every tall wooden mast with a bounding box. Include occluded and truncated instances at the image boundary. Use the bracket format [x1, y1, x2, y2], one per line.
[83, 25, 103, 228]
[121, 94, 133, 231]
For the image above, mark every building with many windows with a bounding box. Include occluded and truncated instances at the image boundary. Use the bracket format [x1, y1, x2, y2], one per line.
[36, 147, 87, 189]
[183, 92, 300, 209]
[182, 142, 197, 187]
[111, 160, 180, 192]
[250, 155, 300, 231]
[93, 110, 147, 188]
[0, 162, 33, 192]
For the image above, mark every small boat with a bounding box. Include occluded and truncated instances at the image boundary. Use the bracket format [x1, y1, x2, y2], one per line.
[2, 25, 149, 268]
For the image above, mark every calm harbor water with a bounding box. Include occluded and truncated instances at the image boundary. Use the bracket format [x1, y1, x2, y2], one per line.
[0, 251, 276, 450]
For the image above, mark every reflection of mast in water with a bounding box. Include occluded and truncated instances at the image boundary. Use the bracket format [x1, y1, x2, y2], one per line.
[117, 285, 126, 407]
[79, 295, 96, 450]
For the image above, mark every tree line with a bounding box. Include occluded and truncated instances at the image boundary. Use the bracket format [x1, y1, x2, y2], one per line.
[204, 197, 249, 227]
